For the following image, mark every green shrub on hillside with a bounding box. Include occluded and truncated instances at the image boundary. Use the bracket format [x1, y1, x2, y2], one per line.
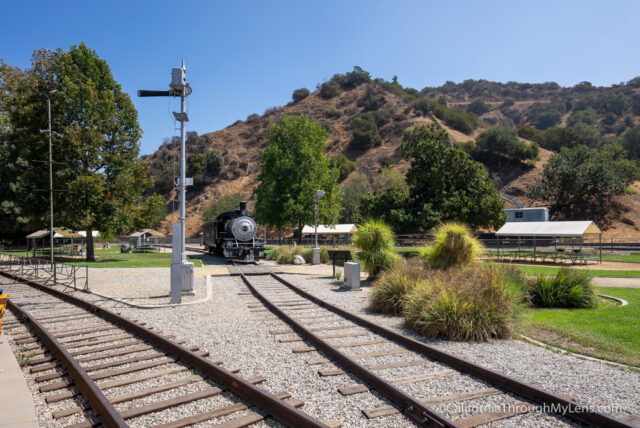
[421, 223, 484, 269]
[475, 127, 539, 163]
[467, 99, 490, 115]
[353, 220, 399, 277]
[528, 268, 596, 308]
[350, 113, 380, 148]
[203, 193, 244, 221]
[331, 153, 356, 181]
[320, 80, 341, 99]
[292, 88, 310, 103]
[403, 264, 522, 341]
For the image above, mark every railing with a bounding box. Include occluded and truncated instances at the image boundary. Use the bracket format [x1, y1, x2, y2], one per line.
[0, 254, 88, 291]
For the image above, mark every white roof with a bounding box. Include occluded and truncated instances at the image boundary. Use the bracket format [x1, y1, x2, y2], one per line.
[77, 231, 100, 238]
[301, 224, 358, 235]
[496, 221, 601, 237]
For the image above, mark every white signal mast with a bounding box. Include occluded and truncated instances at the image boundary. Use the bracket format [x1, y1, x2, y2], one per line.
[138, 60, 194, 303]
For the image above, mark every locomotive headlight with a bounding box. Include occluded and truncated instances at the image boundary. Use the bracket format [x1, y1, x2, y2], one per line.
[231, 216, 257, 241]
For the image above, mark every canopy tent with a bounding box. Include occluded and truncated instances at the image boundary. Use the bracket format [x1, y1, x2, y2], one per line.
[26, 228, 84, 256]
[129, 229, 164, 247]
[493, 221, 602, 264]
[495, 221, 601, 237]
[301, 224, 358, 235]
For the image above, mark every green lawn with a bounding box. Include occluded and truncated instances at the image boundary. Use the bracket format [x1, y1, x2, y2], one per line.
[1, 248, 204, 268]
[515, 265, 640, 277]
[519, 287, 640, 367]
[601, 252, 640, 263]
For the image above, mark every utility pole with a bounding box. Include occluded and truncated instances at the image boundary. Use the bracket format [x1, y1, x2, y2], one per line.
[138, 60, 194, 303]
[39, 90, 61, 283]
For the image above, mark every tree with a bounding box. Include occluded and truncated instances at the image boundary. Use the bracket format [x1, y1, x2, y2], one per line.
[254, 114, 342, 241]
[331, 153, 355, 181]
[539, 127, 584, 152]
[622, 127, 640, 159]
[133, 193, 167, 230]
[205, 150, 224, 178]
[341, 172, 369, 222]
[401, 124, 506, 230]
[1, 44, 145, 260]
[475, 126, 538, 163]
[203, 193, 245, 222]
[467, 99, 490, 115]
[529, 144, 637, 220]
[350, 113, 380, 148]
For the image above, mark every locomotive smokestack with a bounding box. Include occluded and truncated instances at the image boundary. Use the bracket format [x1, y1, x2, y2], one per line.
[239, 201, 247, 215]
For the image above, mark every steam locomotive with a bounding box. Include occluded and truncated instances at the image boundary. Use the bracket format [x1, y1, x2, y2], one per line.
[202, 201, 265, 262]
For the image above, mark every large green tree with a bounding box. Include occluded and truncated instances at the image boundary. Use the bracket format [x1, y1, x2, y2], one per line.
[1, 44, 156, 260]
[254, 114, 341, 240]
[529, 143, 637, 220]
[360, 124, 505, 231]
[402, 124, 506, 230]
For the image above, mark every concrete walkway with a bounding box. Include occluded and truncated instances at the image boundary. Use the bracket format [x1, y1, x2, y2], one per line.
[593, 277, 640, 288]
[0, 337, 38, 427]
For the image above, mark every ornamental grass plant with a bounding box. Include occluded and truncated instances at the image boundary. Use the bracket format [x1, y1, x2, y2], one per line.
[528, 268, 596, 308]
[403, 264, 523, 341]
[353, 220, 399, 277]
[421, 222, 484, 269]
[369, 259, 425, 315]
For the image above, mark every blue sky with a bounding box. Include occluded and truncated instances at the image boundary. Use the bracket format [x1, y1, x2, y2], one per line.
[2, 1, 639, 155]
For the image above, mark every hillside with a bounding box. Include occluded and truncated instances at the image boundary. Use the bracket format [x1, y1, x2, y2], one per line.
[143, 72, 640, 238]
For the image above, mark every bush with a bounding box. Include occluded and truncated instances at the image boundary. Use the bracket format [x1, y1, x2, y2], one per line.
[369, 260, 424, 314]
[441, 107, 478, 134]
[528, 268, 596, 308]
[475, 127, 539, 163]
[350, 113, 380, 148]
[320, 80, 341, 99]
[292, 88, 310, 103]
[467, 99, 490, 115]
[421, 223, 483, 269]
[403, 264, 521, 341]
[324, 108, 341, 119]
[353, 220, 399, 277]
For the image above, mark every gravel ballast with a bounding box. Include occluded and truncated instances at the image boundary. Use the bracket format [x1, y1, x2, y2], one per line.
[4, 267, 639, 427]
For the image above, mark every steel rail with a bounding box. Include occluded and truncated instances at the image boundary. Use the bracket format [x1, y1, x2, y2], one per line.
[6, 299, 127, 428]
[269, 272, 635, 428]
[0, 271, 329, 428]
[238, 269, 457, 428]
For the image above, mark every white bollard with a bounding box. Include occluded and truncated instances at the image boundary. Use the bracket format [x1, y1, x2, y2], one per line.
[343, 262, 360, 290]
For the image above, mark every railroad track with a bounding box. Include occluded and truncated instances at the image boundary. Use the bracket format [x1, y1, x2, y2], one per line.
[0, 271, 333, 428]
[233, 265, 636, 428]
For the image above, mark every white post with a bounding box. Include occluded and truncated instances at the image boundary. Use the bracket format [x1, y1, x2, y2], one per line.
[312, 189, 324, 265]
[178, 60, 194, 294]
[170, 224, 182, 303]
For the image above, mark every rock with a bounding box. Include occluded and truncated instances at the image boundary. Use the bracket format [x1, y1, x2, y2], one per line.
[293, 255, 305, 265]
